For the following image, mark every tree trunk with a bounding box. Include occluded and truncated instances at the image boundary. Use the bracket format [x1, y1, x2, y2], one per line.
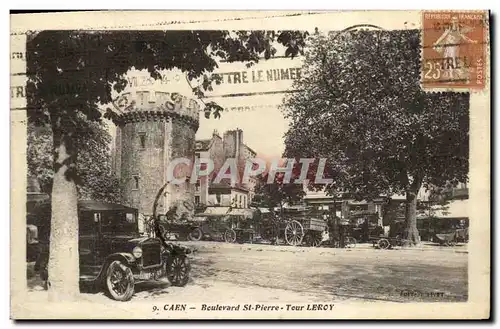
[47, 129, 80, 301]
[331, 196, 337, 218]
[404, 188, 421, 246]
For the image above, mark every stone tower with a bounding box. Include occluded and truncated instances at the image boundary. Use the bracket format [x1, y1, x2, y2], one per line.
[110, 69, 201, 217]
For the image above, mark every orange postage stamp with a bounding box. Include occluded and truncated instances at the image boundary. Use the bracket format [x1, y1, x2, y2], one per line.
[421, 10, 489, 90]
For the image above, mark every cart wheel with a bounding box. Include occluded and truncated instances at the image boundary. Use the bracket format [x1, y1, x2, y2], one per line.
[345, 237, 357, 248]
[271, 236, 280, 245]
[224, 229, 237, 243]
[306, 232, 322, 247]
[248, 230, 255, 244]
[284, 220, 304, 246]
[377, 238, 390, 250]
[188, 227, 203, 241]
[261, 222, 279, 244]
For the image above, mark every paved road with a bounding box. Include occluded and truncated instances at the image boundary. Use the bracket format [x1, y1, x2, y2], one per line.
[27, 241, 468, 303]
[174, 241, 468, 303]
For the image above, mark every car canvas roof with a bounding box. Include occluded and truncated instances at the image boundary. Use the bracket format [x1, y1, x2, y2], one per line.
[78, 200, 138, 212]
[29, 199, 138, 213]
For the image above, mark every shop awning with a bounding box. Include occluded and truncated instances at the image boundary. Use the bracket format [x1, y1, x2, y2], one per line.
[258, 207, 272, 214]
[227, 208, 256, 219]
[417, 199, 469, 219]
[196, 206, 231, 217]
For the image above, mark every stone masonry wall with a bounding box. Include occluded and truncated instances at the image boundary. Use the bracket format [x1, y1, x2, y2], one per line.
[119, 120, 166, 215]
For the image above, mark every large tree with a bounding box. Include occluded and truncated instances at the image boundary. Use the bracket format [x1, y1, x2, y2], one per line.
[251, 172, 306, 215]
[26, 30, 307, 299]
[282, 30, 469, 245]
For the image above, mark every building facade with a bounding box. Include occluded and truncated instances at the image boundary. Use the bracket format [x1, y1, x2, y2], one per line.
[303, 182, 469, 226]
[194, 128, 257, 209]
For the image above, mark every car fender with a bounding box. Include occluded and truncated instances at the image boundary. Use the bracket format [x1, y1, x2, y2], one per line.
[163, 244, 192, 258]
[96, 253, 136, 282]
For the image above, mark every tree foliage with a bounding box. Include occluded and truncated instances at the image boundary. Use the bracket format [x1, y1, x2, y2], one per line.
[25, 29, 307, 297]
[283, 30, 469, 198]
[251, 172, 305, 211]
[282, 30, 469, 243]
[27, 30, 308, 128]
[27, 116, 121, 203]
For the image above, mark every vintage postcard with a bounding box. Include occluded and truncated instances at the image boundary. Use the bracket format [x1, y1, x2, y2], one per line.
[10, 10, 490, 319]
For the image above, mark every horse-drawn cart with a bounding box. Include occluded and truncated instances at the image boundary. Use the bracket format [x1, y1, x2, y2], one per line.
[301, 217, 329, 247]
[258, 208, 328, 247]
[187, 207, 258, 244]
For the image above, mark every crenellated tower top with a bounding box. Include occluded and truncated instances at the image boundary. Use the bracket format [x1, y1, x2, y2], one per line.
[109, 69, 202, 130]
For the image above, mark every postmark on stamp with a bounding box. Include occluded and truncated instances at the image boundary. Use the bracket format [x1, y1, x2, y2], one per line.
[421, 11, 488, 90]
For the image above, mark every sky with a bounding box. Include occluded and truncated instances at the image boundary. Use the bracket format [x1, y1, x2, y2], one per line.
[197, 56, 303, 159]
[106, 55, 304, 160]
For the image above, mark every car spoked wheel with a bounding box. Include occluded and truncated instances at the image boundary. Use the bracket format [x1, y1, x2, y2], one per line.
[224, 229, 237, 243]
[345, 237, 356, 248]
[105, 260, 135, 301]
[377, 238, 390, 250]
[166, 255, 190, 287]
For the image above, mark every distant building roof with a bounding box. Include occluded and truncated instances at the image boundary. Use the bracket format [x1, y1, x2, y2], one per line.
[209, 178, 249, 193]
[417, 199, 469, 219]
[196, 206, 231, 216]
[227, 208, 256, 218]
[242, 143, 257, 156]
[195, 139, 212, 151]
[303, 191, 423, 202]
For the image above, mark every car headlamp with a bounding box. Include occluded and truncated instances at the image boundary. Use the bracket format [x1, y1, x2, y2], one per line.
[132, 246, 143, 259]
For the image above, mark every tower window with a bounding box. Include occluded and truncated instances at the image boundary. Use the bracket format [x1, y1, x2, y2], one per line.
[133, 175, 140, 190]
[138, 133, 146, 149]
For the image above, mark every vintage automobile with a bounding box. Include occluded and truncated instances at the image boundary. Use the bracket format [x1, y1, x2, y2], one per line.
[31, 200, 191, 301]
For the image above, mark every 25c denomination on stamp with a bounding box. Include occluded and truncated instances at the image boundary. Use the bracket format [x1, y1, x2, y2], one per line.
[421, 10, 489, 90]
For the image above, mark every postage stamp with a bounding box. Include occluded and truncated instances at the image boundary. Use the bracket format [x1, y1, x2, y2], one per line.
[421, 10, 489, 90]
[9, 10, 490, 320]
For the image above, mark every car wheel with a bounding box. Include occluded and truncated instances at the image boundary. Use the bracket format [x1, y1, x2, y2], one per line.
[224, 229, 237, 243]
[345, 237, 357, 248]
[377, 238, 390, 250]
[105, 260, 135, 302]
[188, 227, 203, 241]
[166, 255, 190, 287]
